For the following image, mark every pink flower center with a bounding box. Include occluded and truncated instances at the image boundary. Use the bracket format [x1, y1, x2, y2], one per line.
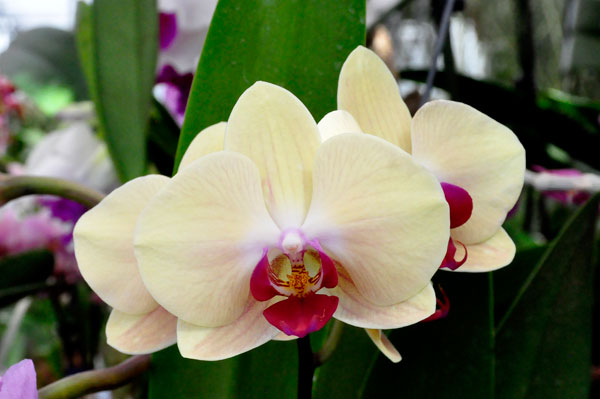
[250, 230, 339, 337]
[440, 182, 473, 270]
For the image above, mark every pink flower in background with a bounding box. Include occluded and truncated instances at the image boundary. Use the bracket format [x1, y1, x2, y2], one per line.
[0, 359, 38, 399]
[0, 122, 118, 282]
[531, 166, 590, 205]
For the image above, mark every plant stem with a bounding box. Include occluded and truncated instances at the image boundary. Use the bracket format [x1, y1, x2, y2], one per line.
[314, 320, 344, 366]
[0, 175, 104, 208]
[297, 335, 315, 399]
[38, 354, 151, 399]
[420, 0, 457, 106]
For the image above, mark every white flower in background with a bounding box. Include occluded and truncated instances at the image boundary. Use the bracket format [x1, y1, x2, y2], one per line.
[25, 122, 119, 193]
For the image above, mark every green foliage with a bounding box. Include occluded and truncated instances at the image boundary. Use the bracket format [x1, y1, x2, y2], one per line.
[358, 194, 598, 398]
[174, 0, 366, 170]
[0, 28, 88, 101]
[0, 250, 53, 308]
[150, 342, 297, 398]
[75, 0, 158, 181]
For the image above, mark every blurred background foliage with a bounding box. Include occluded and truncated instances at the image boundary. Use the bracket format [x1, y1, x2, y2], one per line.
[0, 0, 599, 398]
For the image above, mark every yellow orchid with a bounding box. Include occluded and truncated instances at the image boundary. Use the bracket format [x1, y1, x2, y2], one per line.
[129, 81, 450, 362]
[322, 46, 525, 273]
[73, 122, 227, 354]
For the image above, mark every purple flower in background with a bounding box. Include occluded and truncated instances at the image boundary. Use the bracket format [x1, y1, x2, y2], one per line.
[38, 197, 87, 224]
[155, 0, 218, 124]
[532, 165, 590, 205]
[0, 359, 38, 399]
[159, 12, 178, 50]
[156, 65, 194, 125]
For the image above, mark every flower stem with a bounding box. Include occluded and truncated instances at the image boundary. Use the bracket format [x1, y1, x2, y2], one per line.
[297, 335, 315, 399]
[314, 320, 344, 366]
[38, 354, 151, 399]
[0, 175, 104, 208]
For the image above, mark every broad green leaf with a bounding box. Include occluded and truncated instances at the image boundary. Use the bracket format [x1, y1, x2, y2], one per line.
[174, 0, 366, 170]
[149, 341, 297, 399]
[0, 28, 88, 101]
[495, 194, 599, 399]
[0, 250, 54, 307]
[361, 272, 494, 399]
[75, 0, 158, 181]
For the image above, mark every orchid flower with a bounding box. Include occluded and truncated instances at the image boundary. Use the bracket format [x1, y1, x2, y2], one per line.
[72, 122, 227, 354]
[322, 46, 525, 273]
[128, 81, 449, 362]
[0, 359, 38, 399]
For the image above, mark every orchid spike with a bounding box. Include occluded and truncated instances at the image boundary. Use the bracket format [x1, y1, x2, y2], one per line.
[131, 82, 449, 361]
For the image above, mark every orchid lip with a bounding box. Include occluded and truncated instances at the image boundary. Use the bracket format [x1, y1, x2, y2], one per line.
[250, 233, 339, 337]
[441, 182, 473, 229]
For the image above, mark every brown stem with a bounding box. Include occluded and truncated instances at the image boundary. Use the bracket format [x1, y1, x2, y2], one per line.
[38, 355, 151, 399]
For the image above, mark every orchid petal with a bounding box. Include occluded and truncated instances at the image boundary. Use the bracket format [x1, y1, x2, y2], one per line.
[338, 46, 412, 151]
[74, 175, 169, 314]
[135, 152, 280, 327]
[263, 294, 339, 338]
[0, 359, 37, 399]
[411, 100, 525, 244]
[303, 133, 449, 305]
[106, 307, 177, 354]
[178, 122, 226, 171]
[365, 329, 402, 363]
[177, 297, 280, 361]
[317, 110, 363, 142]
[332, 268, 436, 329]
[225, 82, 320, 229]
[451, 228, 516, 272]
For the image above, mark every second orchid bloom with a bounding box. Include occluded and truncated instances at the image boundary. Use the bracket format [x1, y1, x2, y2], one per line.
[73, 46, 524, 364]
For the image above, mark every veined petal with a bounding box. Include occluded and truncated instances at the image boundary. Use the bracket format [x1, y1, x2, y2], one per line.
[135, 152, 281, 327]
[225, 81, 320, 229]
[106, 307, 177, 354]
[451, 228, 516, 272]
[302, 133, 449, 306]
[331, 267, 436, 329]
[365, 329, 402, 363]
[411, 100, 525, 244]
[73, 175, 169, 314]
[178, 122, 226, 171]
[317, 110, 363, 142]
[338, 46, 412, 151]
[177, 297, 280, 361]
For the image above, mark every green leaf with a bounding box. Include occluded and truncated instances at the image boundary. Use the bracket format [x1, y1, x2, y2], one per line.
[75, 0, 158, 181]
[0, 250, 54, 307]
[149, 341, 297, 399]
[0, 28, 88, 101]
[495, 194, 599, 399]
[174, 0, 366, 170]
